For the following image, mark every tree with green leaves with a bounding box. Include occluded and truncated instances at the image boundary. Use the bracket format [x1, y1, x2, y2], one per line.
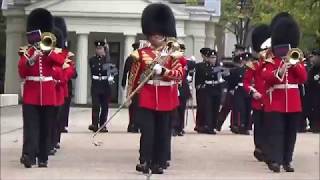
[220, 0, 320, 50]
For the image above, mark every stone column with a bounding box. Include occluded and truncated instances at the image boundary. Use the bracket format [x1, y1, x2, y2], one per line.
[74, 33, 89, 104]
[205, 22, 216, 50]
[120, 34, 136, 103]
[4, 31, 24, 95]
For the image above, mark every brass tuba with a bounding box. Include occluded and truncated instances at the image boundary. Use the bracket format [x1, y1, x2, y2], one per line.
[285, 48, 304, 65]
[39, 32, 57, 51]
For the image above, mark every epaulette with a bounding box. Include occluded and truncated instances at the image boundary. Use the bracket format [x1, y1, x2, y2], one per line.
[130, 50, 140, 61]
[245, 61, 255, 70]
[53, 48, 63, 53]
[263, 57, 275, 64]
[18, 46, 29, 56]
[67, 51, 75, 57]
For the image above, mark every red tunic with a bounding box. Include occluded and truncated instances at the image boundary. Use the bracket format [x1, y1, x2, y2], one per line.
[61, 49, 76, 98]
[243, 59, 267, 110]
[130, 47, 184, 111]
[52, 65, 65, 106]
[261, 57, 307, 112]
[18, 46, 65, 106]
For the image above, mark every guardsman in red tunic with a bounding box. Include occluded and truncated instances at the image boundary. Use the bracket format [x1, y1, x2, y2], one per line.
[128, 4, 183, 174]
[261, 15, 307, 173]
[52, 16, 76, 150]
[18, 8, 65, 168]
[243, 24, 271, 162]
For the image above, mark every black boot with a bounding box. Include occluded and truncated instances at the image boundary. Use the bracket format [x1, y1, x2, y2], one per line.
[20, 154, 33, 168]
[38, 161, 48, 168]
[88, 124, 98, 132]
[283, 163, 295, 172]
[151, 164, 164, 174]
[100, 127, 109, 133]
[253, 149, 265, 162]
[267, 162, 280, 173]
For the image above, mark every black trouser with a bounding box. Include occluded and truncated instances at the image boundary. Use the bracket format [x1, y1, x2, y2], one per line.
[128, 95, 139, 129]
[203, 90, 221, 130]
[231, 87, 252, 129]
[61, 96, 72, 128]
[136, 108, 171, 165]
[48, 106, 61, 151]
[195, 89, 206, 128]
[91, 92, 109, 127]
[217, 91, 233, 127]
[252, 109, 266, 152]
[174, 95, 187, 132]
[264, 112, 299, 164]
[22, 104, 55, 162]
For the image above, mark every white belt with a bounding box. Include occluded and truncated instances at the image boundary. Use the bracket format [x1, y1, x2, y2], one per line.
[25, 76, 53, 82]
[92, 75, 108, 80]
[147, 80, 175, 86]
[272, 84, 298, 89]
[238, 83, 243, 86]
[267, 84, 299, 104]
[205, 80, 220, 85]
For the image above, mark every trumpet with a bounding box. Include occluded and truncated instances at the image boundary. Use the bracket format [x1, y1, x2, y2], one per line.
[285, 48, 304, 65]
[39, 32, 57, 51]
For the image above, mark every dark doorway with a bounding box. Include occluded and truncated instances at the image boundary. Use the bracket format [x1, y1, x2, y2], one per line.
[108, 42, 120, 103]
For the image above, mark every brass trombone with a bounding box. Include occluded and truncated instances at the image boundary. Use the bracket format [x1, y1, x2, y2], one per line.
[39, 32, 57, 51]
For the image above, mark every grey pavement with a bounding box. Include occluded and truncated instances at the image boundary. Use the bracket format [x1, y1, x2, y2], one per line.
[1, 105, 319, 180]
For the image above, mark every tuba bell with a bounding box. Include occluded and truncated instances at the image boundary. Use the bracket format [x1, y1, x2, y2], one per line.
[285, 48, 304, 65]
[39, 32, 57, 51]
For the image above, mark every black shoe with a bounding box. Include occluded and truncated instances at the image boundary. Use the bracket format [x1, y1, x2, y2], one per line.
[100, 127, 108, 133]
[230, 126, 240, 134]
[172, 129, 178, 137]
[61, 127, 68, 133]
[151, 164, 164, 174]
[48, 149, 56, 156]
[20, 155, 33, 168]
[216, 121, 223, 131]
[177, 131, 184, 136]
[267, 162, 280, 173]
[88, 124, 98, 132]
[204, 128, 216, 135]
[253, 149, 265, 162]
[160, 161, 170, 169]
[55, 143, 60, 149]
[136, 162, 150, 174]
[127, 126, 139, 133]
[238, 129, 250, 135]
[283, 163, 295, 172]
[38, 161, 48, 168]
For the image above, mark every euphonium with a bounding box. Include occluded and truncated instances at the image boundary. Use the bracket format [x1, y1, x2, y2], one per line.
[39, 32, 57, 51]
[285, 48, 304, 65]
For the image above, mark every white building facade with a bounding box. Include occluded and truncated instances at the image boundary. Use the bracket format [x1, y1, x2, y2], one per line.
[2, 0, 222, 105]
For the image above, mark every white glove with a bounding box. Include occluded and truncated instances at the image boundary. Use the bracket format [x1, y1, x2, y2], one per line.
[153, 64, 163, 75]
[187, 75, 192, 82]
[314, 74, 320, 81]
[190, 56, 196, 61]
[108, 76, 114, 82]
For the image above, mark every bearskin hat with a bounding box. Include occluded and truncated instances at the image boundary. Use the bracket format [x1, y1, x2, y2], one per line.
[270, 12, 293, 30]
[251, 24, 271, 52]
[52, 27, 64, 49]
[141, 3, 176, 37]
[53, 17, 67, 40]
[27, 8, 53, 32]
[271, 17, 300, 48]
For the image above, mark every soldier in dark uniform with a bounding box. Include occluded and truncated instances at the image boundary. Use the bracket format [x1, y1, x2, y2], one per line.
[216, 45, 245, 131]
[195, 48, 226, 134]
[122, 42, 140, 133]
[88, 41, 114, 133]
[307, 49, 320, 133]
[223, 52, 252, 135]
[172, 44, 196, 136]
